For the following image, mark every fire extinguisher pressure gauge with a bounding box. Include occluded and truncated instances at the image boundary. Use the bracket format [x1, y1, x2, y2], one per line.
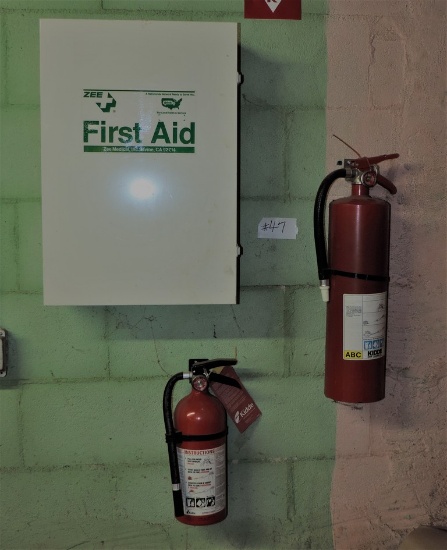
[192, 374, 209, 392]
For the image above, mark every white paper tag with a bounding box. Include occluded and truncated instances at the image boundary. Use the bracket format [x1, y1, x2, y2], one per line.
[257, 218, 298, 240]
[210, 365, 262, 434]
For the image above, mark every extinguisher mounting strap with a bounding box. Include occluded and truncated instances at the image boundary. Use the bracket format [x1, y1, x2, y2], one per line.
[330, 269, 390, 282]
[166, 428, 228, 444]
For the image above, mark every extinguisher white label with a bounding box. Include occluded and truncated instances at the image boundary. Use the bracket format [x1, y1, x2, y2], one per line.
[343, 292, 387, 360]
[177, 445, 226, 516]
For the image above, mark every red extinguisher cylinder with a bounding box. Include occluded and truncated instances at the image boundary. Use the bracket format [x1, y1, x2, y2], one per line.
[314, 153, 398, 404]
[163, 359, 238, 526]
[174, 388, 227, 525]
[329, 186, 391, 277]
[325, 186, 391, 403]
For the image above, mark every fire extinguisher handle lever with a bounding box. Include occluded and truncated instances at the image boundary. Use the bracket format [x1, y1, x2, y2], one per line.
[190, 358, 237, 370]
[366, 153, 399, 165]
[347, 153, 399, 194]
[208, 371, 241, 388]
[377, 173, 397, 195]
[190, 358, 241, 388]
[349, 153, 399, 171]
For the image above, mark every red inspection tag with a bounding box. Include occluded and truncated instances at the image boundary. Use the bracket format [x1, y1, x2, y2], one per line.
[210, 366, 262, 433]
[245, 0, 301, 20]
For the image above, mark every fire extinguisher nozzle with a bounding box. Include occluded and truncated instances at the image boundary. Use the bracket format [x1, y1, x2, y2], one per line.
[319, 281, 330, 303]
[173, 489, 184, 517]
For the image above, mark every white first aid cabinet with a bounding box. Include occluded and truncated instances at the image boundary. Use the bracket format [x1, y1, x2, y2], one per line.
[40, 19, 239, 305]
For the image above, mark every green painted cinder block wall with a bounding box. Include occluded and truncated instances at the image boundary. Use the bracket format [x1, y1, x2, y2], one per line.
[0, 1, 333, 548]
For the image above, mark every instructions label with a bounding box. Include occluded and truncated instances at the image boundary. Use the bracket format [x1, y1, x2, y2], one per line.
[343, 292, 387, 360]
[82, 89, 196, 154]
[177, 445, 226, 516]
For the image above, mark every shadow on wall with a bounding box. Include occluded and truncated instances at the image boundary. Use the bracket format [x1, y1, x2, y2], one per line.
[375, 162, 445, 430]
[3, 516, 304, 550]
[0, 331, 20, 387]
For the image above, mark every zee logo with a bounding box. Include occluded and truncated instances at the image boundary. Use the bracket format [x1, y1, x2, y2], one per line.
[83, 90, 117, 113]
[84, 91, 103, 98]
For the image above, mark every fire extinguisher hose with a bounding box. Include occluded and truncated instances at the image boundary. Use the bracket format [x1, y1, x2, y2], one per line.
[163, 372, 188, 517]
[314, 168, 347, 283]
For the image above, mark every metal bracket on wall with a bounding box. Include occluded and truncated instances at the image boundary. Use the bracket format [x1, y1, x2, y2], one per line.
[0, 328, 8, 377]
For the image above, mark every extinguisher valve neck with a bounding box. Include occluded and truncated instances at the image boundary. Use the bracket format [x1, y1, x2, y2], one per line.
[319, 280, 330, 303]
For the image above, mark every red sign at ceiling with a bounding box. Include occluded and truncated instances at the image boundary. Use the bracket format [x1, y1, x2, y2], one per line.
[245, 0, 302, 20]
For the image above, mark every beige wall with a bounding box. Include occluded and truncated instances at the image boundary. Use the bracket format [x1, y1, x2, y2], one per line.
[326, 1, 447, 548]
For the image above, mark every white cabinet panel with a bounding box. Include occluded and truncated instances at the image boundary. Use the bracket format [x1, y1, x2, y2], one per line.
[40, 19, 239, 305]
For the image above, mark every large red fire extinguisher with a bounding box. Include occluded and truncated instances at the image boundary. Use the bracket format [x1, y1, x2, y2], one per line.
[314, 149, 399, 403]
[163, 358, 239, 525]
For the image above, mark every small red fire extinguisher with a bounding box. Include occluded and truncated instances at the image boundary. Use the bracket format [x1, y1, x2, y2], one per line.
[314, 144, 399, 403]
[163, 358, 240, 525]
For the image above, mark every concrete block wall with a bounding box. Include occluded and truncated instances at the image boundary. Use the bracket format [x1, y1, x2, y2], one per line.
[326, 2, 447, 549]
[3, 2, 445, 548]
[0, 2, 335, 549]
